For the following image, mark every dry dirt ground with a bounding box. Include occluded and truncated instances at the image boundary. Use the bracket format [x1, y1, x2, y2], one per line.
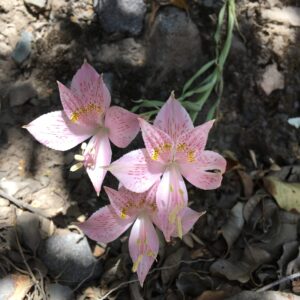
[0, 0, 300, 299]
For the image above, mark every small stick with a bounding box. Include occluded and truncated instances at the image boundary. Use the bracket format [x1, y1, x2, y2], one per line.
[0, 191, 49, 219]
[257, 272, 300, 292]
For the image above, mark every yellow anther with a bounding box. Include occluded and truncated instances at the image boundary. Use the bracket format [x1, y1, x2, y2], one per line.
[187, 150, 196, 162]
[74, 154, 85, 161]
[70, 103, 102, 123]
[70, 162, 83, 172]
[176, 143, 187, 152]
[132, 255, 143, 272]
[177, 217, 183, 239]
[168, 208, 177, 224]
[169, 184, 174, 192]
[179, 188, 184, 197]
[81, 143, 87, 150]
[151, 148, 160, 161]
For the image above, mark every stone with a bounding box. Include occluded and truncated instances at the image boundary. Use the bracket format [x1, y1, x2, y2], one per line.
[259, 63, 284, 96]
[46, 283, 73, 300]
[24, 0, 47, 11]
[262, 6, 300, 27]
[9, 80, 37, 107]
[38, 229, 103, 285]
[95, 0, 146, 36]
[11, 32, 32, 64]
[147, 7, 202, 83]
[97, 38, 146, 67]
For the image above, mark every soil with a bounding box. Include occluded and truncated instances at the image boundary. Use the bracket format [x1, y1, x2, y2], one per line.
[0, 0, 299, 299]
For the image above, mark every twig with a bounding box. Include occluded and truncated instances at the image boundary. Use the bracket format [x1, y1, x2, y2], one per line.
[98, 257, 215, 300]
[15, 228, 47, 299]
[256, 272, 300, 292]
[0, 190, 49, 219]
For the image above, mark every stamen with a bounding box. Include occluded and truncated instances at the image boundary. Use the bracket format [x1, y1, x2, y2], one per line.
[176, 143, 187, 152]
[120, 208, 127, 219]
[147, 250, 156, 258]
[74, 154, 85, 161]
[169, 184, 174, 192]
[177, 217, 183, 239]
[132, 255, 143, 272]
[70, 162, 83, 172]
[81, 143, 87, 150]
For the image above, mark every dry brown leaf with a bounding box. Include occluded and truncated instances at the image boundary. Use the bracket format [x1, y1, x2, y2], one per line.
[169, 0, 189, 10]
[237, 170, 254, 198]
[264, 176, 300, 213]
[0, 274, 33, 300]
[196, 290, 231, 300]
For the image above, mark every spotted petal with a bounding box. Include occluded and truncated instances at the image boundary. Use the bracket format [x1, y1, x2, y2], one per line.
[58, 63, 110, 127]
[180, 151, 226, 190]
[105, 106, 139, 148]
[79, 205, 132, 244]
[154, 93, 193, 141]
[109, 149, 163, 193]
[139, 118, 173, 164]
[155, 166, 188, 241]
[175, 120, 215, 164]
[84, 132, 112, 195]
[129, 215, 159, 286]
[24, 111, 93, 151]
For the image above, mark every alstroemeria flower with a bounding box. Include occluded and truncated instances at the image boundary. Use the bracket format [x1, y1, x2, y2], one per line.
[79, 184, 202, 286]
[109, 94, 226, 240]
[24, 62, 139, 195]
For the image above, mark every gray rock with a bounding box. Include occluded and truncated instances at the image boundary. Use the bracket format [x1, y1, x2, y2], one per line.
[24, 0, 47, 11]
[38, 229, 102, 285]
[9, 80, 37, 107]
[95, 0, 146, 36]
[147, 7, 202, 83]
[46, 283, 73, 300]
[11, 32, 32, 64]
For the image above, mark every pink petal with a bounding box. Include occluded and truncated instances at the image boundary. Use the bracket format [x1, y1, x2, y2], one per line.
[155, 166, 188, 241]
[180, 151, 226, 190]
[71, 63, 111, 111]
[175, 120, 215, 164]
[58, 63, 110, 127]
[84, 132, 112, 195]
[105, 106, 140, 148]
[104, 186, 146, 220]
[139, 118, 173, 163]
[109, 149, 163, 193]
[129, 215, 159, 286]
[24, 111, 93, 151]
[154, 93, 193, 141]
[79, 205, 132, 244]
[172, 207, 205, 237]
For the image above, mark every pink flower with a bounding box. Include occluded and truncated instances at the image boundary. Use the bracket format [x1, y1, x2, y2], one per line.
[109, 94, 226, 241]
[79, 184, 202, 286]
[24, 63, 139, 195]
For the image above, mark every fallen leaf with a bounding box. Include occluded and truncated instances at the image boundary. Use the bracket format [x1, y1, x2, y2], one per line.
[169, 0, 189, 10]
[196, 290, 233, 300]
[237, 170, 254, 198]
[221, 202, 244, 253]
[0, 274, 33, 300]
[264, 176, 300, 213]
[161, 247, 185, 285]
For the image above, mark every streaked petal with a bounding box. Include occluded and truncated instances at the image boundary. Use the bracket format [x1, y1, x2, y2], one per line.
[155, 165, 188, 241]
[58, 63, 110, 127]
[71, 62, 111, 111]
[84, 132, 112, 195]
[154, 93, 193, 140]
[139, 118, 173, 163]
[105, 106, 139, 148]
[175, 120, 215, 163]
[129, 216, 159, 286]
[24, 111, 92, 151]
[79, 205, 132, 244]
[180, 150, 226, 190]
[109, 149, 163, 193]
[172, 208, 205, 237]
[104, 186, 146, 220]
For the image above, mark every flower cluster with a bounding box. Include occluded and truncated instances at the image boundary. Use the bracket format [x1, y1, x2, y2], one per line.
[24, 63, 226, 286]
